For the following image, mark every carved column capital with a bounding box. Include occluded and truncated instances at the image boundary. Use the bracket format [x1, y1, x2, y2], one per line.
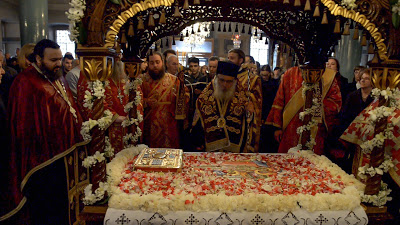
[299, 64, 324, 84]
[76, 46, 118, 81]
[369, 59, 400, 90]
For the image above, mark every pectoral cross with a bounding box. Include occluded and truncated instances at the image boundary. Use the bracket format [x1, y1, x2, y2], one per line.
[117, 89, 124, 104]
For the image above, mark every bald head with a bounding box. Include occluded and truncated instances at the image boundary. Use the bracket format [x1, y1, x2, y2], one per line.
[166, 55, 179, 75]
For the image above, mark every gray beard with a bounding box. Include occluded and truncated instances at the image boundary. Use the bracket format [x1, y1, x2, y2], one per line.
[213, 79, 237, 103]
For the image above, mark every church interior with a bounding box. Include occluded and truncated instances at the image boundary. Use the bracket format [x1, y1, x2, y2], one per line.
[0, 0, 400, 224]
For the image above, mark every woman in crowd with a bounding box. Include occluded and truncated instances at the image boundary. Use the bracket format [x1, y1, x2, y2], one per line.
[348, 66, 365, 93]
[327, 68, 374, 173]
[340, 69, 374, 131]
[200, 65, 208, 76]
[273, 67, 282, 81]
[17, 43, 36, 72]
[326, 57, 348, 103]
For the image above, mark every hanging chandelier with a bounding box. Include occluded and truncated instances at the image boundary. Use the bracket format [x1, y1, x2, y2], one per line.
[182, 22, 211, 47]
[252, 26, 264, 43]
[232, 34, 241, 49]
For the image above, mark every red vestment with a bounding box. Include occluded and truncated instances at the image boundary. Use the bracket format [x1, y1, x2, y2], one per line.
[266, 67, 341, 154]
[104, 78, 129, 153]
[2, 65, 83, 220]
[141, 73, 181, 148]
[104, 78, 144, 153]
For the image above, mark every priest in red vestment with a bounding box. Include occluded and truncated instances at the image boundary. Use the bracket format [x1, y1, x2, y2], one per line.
[265, 66, 341, 154]
[0, 39, 84, 224]
[141, 52, 187, 149]
[104, 61, 143, 153]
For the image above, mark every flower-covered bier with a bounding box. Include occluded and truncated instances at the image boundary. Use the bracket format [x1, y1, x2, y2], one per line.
[107, 148, 364, 213]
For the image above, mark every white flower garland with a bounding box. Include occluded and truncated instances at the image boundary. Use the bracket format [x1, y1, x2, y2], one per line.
[83, 182, 109, 205]
[80, 109, 114, 141]
[301, 82, 318, 99]
[66, 0, 86, 42]
[122, 78, 143, 148]
[341, 0, 357, 10]
[360, 182, 392, 207]
[392, 1, 400, 16]
[123, 127, 143, 148]
[296, 117, 319, 134]
[371, 87, 400, 107]
[83, 80, 105, 110]
[358, 154, 395, 179]
[82, 77, 143, 204]
[82, 151, 106, 168]
[124, 78, 143, 96]
[358, 87, 400, 206]
[360, 88, 400, 155]
[104, 136, 115, 158]
[297, 82, 321, 150]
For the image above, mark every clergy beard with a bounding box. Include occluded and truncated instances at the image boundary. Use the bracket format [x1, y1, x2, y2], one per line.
[213, 78, 237, 103]
[40, 60, 62, 81]
[148, 67, 165, 80]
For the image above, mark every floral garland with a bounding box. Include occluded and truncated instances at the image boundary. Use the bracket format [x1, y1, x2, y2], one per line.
[80, 81, 114, 205]
[83, 182, 109, 205]
[80, 109, 114, 141]
[104, 136, 115, 158]
[360, 182, 393, 207]
[66, 0, 86, 42]
[371, 88, 400, 106]
[393, 1, 400, 16]
[341, 0, 357, 10]
[296, 82, 321, 150]
[81, 77, 143, 204]
[83, 80, 105, 110]
[122, 78, 143, 148]
[82, 151, 106, 169]
[359, 88, 399, 155]
[358, 154, 394, 179]
[358, 87, 400, 206]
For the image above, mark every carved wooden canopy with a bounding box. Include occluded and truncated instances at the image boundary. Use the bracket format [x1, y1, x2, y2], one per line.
[80, 0, 399, 64]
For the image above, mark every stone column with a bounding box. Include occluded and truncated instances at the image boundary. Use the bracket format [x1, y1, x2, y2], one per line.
[19, 0, 48, 46]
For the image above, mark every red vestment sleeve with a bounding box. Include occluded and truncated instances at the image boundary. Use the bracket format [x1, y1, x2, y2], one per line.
[323, 78, 342, 132]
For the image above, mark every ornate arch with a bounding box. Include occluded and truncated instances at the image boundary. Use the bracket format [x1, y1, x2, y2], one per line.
[118, 6, 326, 62]
[105, 0, 174, 48]
[321, 0, 388, 61]
[104, 0, 389, 62]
